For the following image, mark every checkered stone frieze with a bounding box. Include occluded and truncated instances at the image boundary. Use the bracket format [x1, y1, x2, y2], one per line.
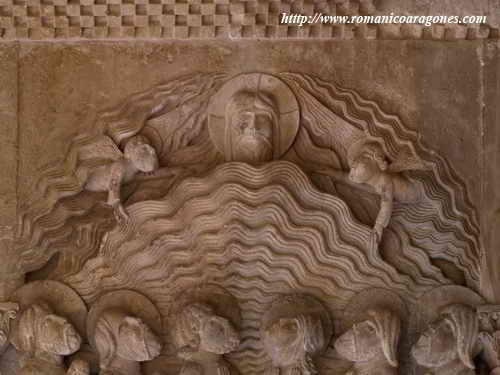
[0, 0, 497, 40]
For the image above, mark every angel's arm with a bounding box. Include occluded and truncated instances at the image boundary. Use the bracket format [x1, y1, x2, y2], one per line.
[312, 166, 349, 181]
[107, 162, 126, 206]
[134, 164, 210, 181]
[311, 166, 377, 195]
[375, 177, 394, 231]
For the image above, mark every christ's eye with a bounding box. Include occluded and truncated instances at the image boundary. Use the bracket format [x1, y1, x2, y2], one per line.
[281, 321, 298, 334]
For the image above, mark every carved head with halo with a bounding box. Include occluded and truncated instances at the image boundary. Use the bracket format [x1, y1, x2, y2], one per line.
[208, 73, 300, 164]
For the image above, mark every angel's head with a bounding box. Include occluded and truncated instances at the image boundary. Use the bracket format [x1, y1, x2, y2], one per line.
[348, 142, 388, 184]
[124, 135, 159, 173]
[334, 309, 400, 367]
[412, 304, 478, 370]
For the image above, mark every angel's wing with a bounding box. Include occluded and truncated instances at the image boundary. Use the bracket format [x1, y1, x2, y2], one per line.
[387, 155, 430, 173]
[77, 134, 123, 165]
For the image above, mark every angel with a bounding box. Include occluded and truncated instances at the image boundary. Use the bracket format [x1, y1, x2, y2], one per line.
[79, 135, 159, 222]
[80, 133, 209, 223]
[310, 140, 422, 245]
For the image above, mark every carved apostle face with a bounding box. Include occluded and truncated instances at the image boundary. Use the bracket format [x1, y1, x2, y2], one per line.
[226, 92, 277, 163]
[334, 321, 382, 362]
[268, 318, 301, 351]
[117, 316, 162, 361]
[264, 315, 324, 368]
[39, 314, 82, 355]
[198, 315, 240, 354]
[265, 317, 304, 367]
[412, 319, 456, 368]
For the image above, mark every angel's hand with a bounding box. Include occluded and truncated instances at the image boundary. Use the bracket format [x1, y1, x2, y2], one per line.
[217, 363, 231, 375]
[373, 223, 384, 244]
[107, 192, 120, 207]
[113, 203, 129, 224]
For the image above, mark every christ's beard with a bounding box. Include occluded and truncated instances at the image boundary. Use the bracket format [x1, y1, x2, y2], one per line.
[234, 135, 273, 163]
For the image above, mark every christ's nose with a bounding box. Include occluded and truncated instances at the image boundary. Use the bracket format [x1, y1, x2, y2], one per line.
[245, 119, 257, 136]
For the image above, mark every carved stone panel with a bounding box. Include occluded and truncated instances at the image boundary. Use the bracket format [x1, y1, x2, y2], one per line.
[0, 29, 499, 375]
[87, 290, 163, 375]
[10, 280, 87, 375]
[261, 294, 332, 375]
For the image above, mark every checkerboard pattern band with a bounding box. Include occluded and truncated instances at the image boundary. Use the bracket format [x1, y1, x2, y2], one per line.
[0, 0, 497, 40]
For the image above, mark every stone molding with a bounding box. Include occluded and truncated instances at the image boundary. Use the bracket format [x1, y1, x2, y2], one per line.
[0, 0, 498, 41]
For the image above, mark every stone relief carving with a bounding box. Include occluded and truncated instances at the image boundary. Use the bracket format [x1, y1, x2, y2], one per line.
[413, 304, 479, 375]
[16, 72, 481, 293]
[170, 285, 241, 375]
[80, 134, 160, 222]
[261, 294, 332, 375]
[87, 290, 163, 375]
[0, 0, 497, 41]
[336, 309, 400, 375]
[412, 285, 485, 375]
[6, 72, 487, 374]
[9, 280, 88, 375]
[335, 288, 407, 375]
[208, 73, 299, 163]
[476, 305, 500, 374]
[0, 302, 18, 355]
[311, 139, 424, 247]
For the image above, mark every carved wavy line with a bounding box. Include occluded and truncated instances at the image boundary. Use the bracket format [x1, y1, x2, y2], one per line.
[281, 73, 481, 289]
[99, 206, 420, 298]
[315, 75, 479, 243]
[16, 73, 227, 273]
[386, 223, 450, 286]
[291, 74, 478, 240]
[284, 73, 479, 240]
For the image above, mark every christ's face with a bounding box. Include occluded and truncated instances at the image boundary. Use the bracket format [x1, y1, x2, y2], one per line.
[231, 110, 274, 163]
